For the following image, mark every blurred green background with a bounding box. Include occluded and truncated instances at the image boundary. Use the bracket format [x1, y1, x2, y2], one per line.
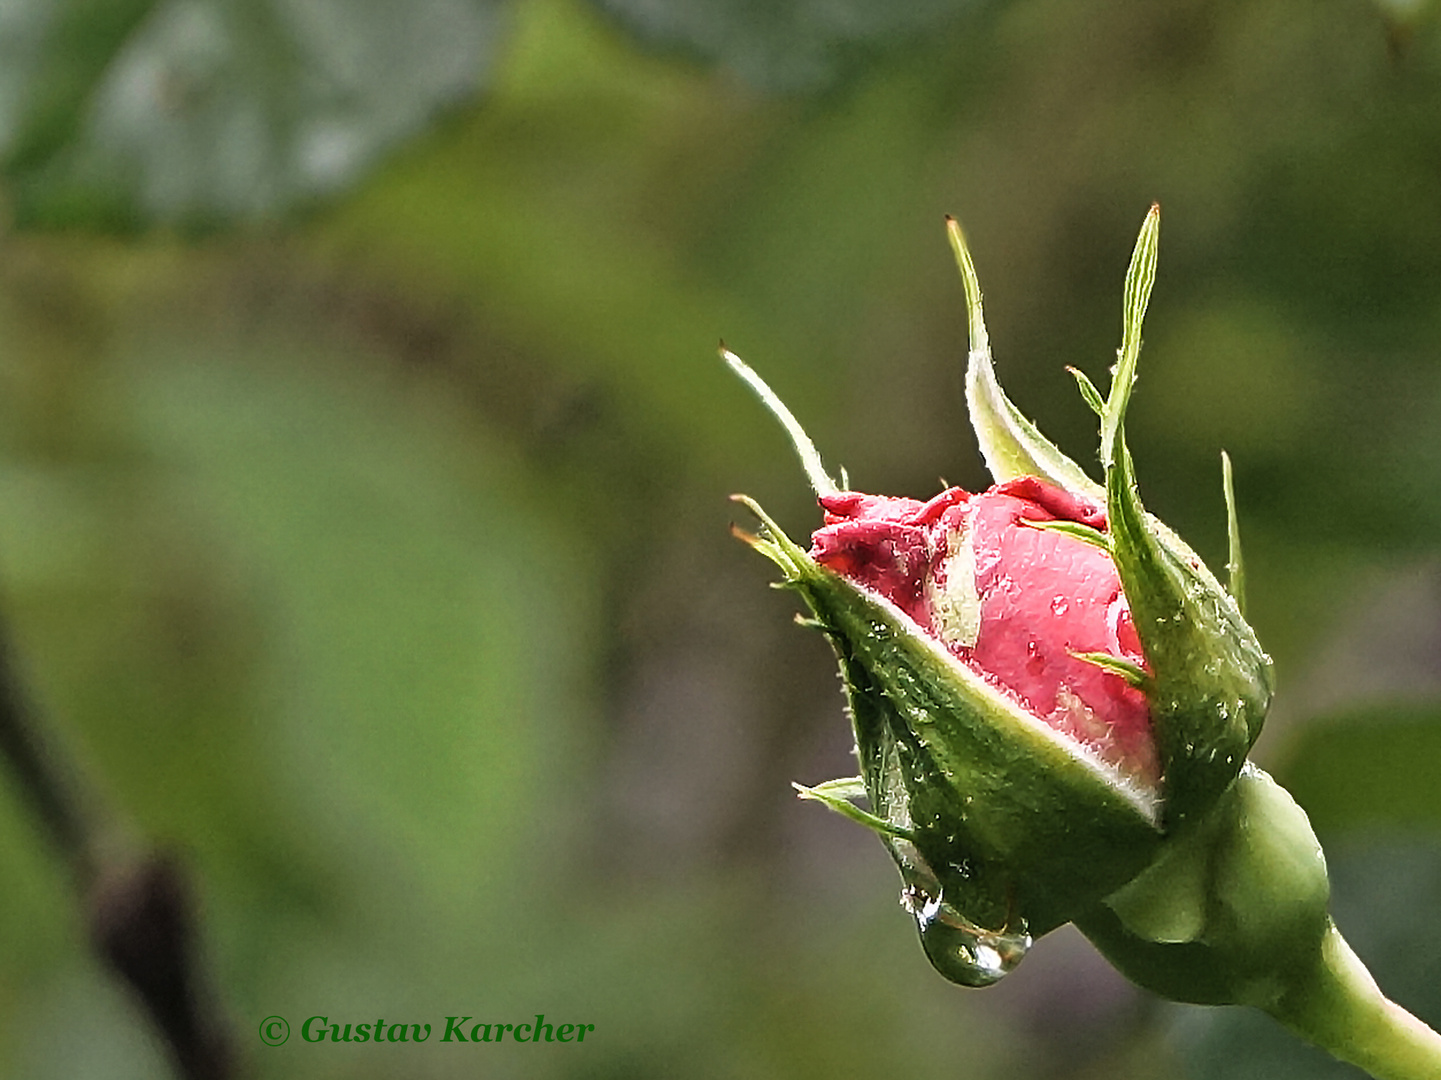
[2, 0, 1441, 1077]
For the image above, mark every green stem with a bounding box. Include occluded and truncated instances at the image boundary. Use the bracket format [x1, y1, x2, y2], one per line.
[1265, 922, 1441, 1080]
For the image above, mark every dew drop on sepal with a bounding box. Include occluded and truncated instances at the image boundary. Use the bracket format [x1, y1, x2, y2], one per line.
[890, 842, 1031, 987]
[900, 883, 1031, 987]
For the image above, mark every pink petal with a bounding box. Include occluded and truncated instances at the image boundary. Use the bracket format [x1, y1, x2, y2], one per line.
[811, 479, 1157, 785]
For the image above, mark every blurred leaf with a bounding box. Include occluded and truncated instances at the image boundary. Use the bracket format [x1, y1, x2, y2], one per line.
[1277, 703, 1441, 832]
[0, 314, 602, 1076]
[587, 0, 978, 92]
[108, 339, 595, 915]
[0, 0, 507, 228]
[1371, 0, 1436, 32]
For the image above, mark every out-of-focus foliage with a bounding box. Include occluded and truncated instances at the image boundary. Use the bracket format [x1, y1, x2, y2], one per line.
[0, 0, 505, 227]
[588, 0, 978, 92]
[1, 0, 1441, 1077]
[1283, 704, 1441, 831]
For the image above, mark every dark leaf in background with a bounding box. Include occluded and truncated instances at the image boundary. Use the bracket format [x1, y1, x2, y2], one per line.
[0, 0, 507, 228]
[586, 0, 977, 91]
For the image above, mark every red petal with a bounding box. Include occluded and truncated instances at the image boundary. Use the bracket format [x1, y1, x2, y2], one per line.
[810, 479, 1156, 784]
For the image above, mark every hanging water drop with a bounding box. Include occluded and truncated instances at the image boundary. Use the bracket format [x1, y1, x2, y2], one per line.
[899, 884, 1031, 987]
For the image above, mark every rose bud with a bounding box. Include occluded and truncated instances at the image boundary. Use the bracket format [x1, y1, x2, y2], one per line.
[727, 205, 1272, 986]
[730, 209, 1441, 1079]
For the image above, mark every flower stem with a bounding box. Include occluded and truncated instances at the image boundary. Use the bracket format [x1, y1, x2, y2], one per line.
[1264, 922, 1441, 1080]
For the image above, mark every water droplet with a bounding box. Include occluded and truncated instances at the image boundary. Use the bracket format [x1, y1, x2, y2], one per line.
[1050, 597, 1069, 616]
[900, 884, 1031, 987]
[1024, 638, 1045, 676]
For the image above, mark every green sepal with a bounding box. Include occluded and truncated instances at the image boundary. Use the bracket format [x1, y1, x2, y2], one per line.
[792, 779, 917, 842]
[1222, 450, 1247, 618]
[955, 206, 1273, 834]
[1098, 207, 1273, 831]
[722, 345, 838, 498]
[1070, 651, 1152, 691]
[797, 775, 867, 800]
[952, 217, 1107, 501]
[734, 494, 1164, 943]
[1067, 365, 1107, 417]
[1075, 763, 1330, 1009]
[1019, 516, 1112, 552]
